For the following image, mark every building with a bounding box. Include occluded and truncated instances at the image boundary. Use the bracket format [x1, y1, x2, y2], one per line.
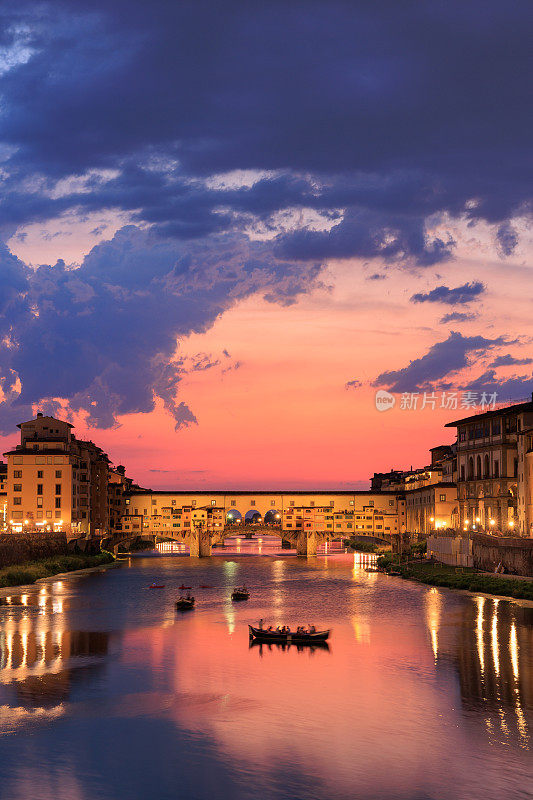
[405, 483, 458, 536]
[124, 490, 406, 539]
[0, 461, 7, 531]
[3, 413, 131, 537]
[445, 396, 533, 535]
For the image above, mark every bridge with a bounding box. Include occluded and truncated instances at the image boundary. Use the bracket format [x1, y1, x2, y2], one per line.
[101, 523, 394, 558]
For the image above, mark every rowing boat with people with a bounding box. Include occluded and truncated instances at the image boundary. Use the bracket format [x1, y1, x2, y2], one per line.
[248, 624, 330, 643]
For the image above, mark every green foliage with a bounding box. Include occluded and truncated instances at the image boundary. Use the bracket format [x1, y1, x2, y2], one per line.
[344, 537, 379, 553]
[410, 540, 427, 556]
[398, 561, 533, 601]
[0, 551, 115, 589]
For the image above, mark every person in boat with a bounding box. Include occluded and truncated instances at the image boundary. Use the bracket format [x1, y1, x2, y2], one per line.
[258, 618, 263, 629]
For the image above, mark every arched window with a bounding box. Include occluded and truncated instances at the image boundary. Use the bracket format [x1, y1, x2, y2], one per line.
[468, 457, 474, 480]
[493, 460, 499, 478]
[460, 464, 465, 481]
[476, 455, 482, 478]
[484, 455, 490, 478]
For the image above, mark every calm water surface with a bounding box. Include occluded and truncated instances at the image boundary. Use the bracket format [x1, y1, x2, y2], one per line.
[0, 542, 531, 800]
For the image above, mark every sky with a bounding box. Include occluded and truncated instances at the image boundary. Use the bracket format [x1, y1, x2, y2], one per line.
[0, 0, 531, 489]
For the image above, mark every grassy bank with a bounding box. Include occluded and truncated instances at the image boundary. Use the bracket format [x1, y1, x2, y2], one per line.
[377, 555, 533, 601]
[0, 552, 115, 589]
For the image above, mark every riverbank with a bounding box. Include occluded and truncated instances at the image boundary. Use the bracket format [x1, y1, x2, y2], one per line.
[379, 557, 533, 601]
[0, 551, 116, 592]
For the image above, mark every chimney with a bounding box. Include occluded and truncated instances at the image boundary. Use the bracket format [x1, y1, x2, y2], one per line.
[36, 411, 43, 417]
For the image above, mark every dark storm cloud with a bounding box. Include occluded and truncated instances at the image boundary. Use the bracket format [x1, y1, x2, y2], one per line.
[373, 331, 509, 393]
[0, 0, 530, 241]
[440, 312, 478, 323]
[496, 222, 519, 257]
[0, 0, 531, 428]
[465, 370, 533, 401]
[410, 282, 485, 306]
[489, 354, 533, 367]
[0, 227, 321, 432]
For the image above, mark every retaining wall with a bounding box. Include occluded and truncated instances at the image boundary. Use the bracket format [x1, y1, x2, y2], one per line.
[0, 533, 69, 569]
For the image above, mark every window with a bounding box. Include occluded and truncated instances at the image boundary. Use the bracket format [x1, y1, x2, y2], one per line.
[329, 500, 334, 507]
[271, 500, 275, 506]
[46, 510, 52, 518]
[13, 456, 23, 464]
[310, 501, 315, 507]
[37, 484, 43, 495]
[37, 510, 43, 518]
[251, 500, 256, 506]
[494, 460, 499, 478]
[37, 497, 43, 507]
[368, 500, 374, 507]
[151, 499, 156, 505]
[231, 500, 236, 506]
[55, 497, 61, 508]
[47, 457, 52, 464]
[53, 456, 63, 464]
[55, 484, 61, 495]
[55, 510, 61, 518]
[440, 494, 446, 502]
[191, 500, 196, 507]
[211, 500, 216, 506]
[13, 470, 22, 478]
[290, 501, 295, 507]
[13, 497, 21, 505]
[350, 500, 354, 506]
[13, 484, 22, 492]
[389, 499, 394, 506]
[12, 511, 23, 519]
[37, 470, 43, 478]
[171, 499, 176, 505]
[55, 470, 62, 478]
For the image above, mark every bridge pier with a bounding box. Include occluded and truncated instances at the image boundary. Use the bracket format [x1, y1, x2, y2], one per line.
[188, 530, 212, 557]
[296, 531, 318, 556]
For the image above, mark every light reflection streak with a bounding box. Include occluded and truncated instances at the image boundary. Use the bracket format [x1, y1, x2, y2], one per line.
[491, 601, 499, 677]
[509, 622, 518, 680]
[425, 587, 441, 661]
[476, 596, 485, 677]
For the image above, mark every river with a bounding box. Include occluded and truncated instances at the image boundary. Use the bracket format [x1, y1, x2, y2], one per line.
[0, 543, 531, 800]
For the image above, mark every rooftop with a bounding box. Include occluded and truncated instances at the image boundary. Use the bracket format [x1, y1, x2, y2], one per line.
[445, 396, 533, 428]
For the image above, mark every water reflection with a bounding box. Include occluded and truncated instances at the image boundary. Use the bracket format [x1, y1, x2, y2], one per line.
[0, 554, 530, 800]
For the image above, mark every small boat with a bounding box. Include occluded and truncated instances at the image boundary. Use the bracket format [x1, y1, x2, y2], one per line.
[248, 625, 330, 643]
[179, 584, 192, 590]
[199, 584, 213, 589]
[149, 583, 165, 589]
[231, 587, 250, 601]
[388, 570, 402, 577]
[175, 596, 195, 610]
[249, 638, 330, 652]
[364, 568, 380, 573]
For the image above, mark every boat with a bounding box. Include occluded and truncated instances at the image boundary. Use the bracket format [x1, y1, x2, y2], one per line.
[148, 583, 165, 589]
[248, 625, 330, 643]
[199, 584, 213, 589]
[231, 587, 250, 601]
[249, 638, 330, 652]
[179, 584, 192, 590]
[175, 596, 195, 610]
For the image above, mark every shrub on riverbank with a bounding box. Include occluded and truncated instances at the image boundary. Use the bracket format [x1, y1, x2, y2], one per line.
[344, 538, 379, 553]
[0, 552, 115, 589]
[379, 558, 533, 601]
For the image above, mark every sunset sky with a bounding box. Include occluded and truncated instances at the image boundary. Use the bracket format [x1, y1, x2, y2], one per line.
[0, 1, 531, 488]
